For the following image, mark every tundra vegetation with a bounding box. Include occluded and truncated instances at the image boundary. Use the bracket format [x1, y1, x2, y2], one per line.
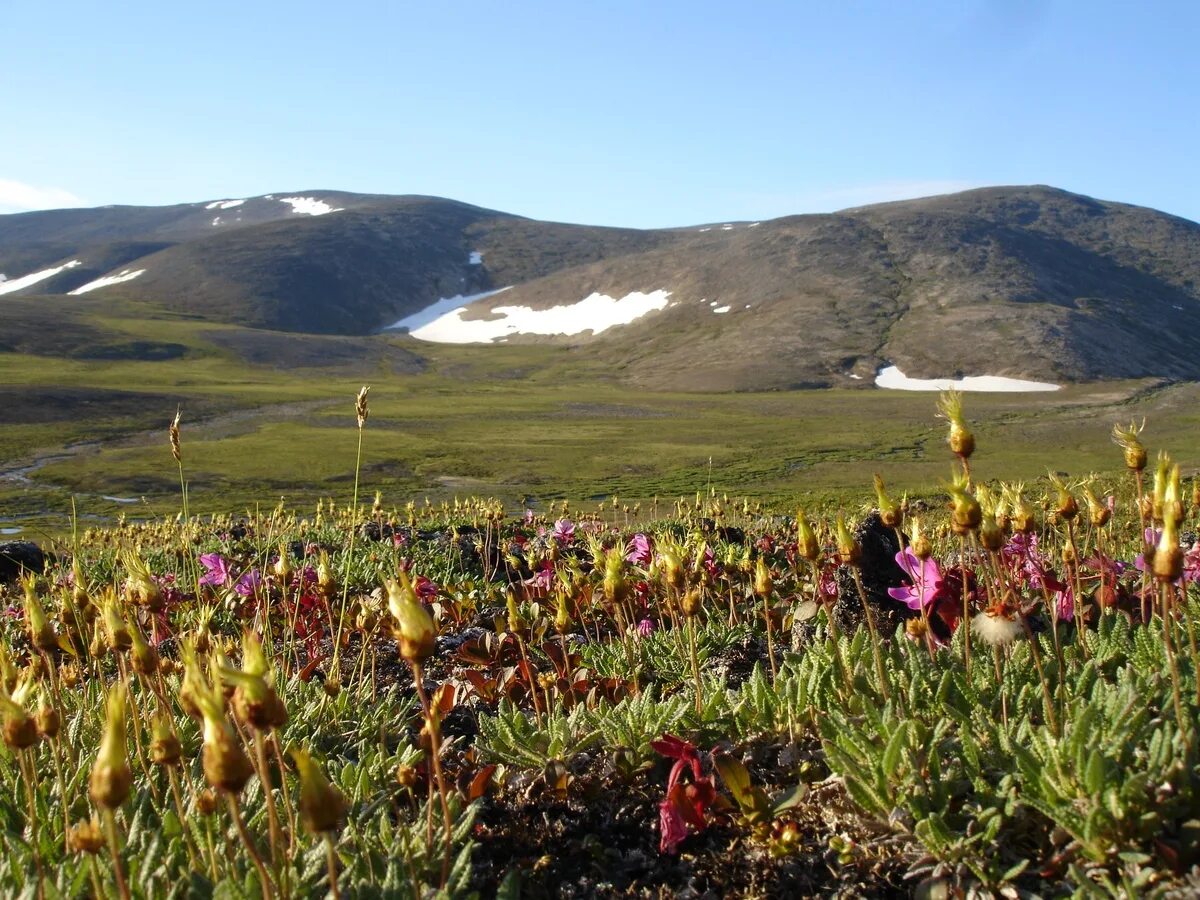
[0, 387, 1197, 898]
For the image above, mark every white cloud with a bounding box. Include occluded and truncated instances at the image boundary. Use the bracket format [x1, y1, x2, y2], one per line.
[0, 178, 84, 214]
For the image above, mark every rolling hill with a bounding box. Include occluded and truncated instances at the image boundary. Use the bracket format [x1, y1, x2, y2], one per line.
[2, 185, 1198, 390]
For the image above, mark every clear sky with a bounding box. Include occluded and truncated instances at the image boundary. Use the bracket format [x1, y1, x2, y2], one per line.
[3, 0, 1197, 228]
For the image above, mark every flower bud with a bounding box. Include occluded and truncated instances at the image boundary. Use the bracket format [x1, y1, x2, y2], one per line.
[35, 703, 60, 740]
[90, 689, 133, 810]
[316, 551, 336, 599]
[195, 789, 219, 815]
[21, 577, 57, 652]
[191, 665, 254, 794]
[1083, 484, 1111, 528]
[753, 558, 772, 598]
[795, 511, 821, 563]
[129, 619, 160, 676]
[660, 548, 685, 592]
[680, 588, 702, 618]
[1153, 518, 1184, 582]
[908, 517, 933, 561]
[835, 516, 861, 568]
[603, 549, 630, 605]
[386, 572, 435, 664]
[67, 818, 105, 855]
[1049, 475, 1078, 522]
[873, 475, 903, 529]
[292, 748, 348, 835]
[150, 717, 182, 766]
[99, 589, 131, 652]
[1, 680, 38, 750]
[947, 475, 982, 535]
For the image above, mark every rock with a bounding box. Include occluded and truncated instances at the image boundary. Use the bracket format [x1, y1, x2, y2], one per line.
[791, 512, 911, 649]
[0, 541, 44, 583]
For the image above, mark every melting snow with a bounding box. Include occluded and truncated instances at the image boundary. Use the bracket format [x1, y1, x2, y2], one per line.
[749, 222, 761, 227]
[848, 373, 863, 380]
[205, 199, 245, 210]
[698, 227, 711, 232]
[69, 269, 145, 295]
[875, 365, 1060, 392]
[279, 196, 344, 216]
[721, 224, 733, 231]
[469, 251, 483, 265]
[393, 289, 672, 343]
[0, 260, 81, 296]
[712, 305, 731, 314]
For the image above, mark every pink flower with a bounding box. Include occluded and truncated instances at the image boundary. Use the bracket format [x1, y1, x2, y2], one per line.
[1054, 584, 1075, 622]
[626, 533, 652, 566]
[636, 618, 655, 637]
[234, 569, 262, 597]
[198, 553, 232, 587]
[552, 518, 575, 544]
[888, 548, 942, 611]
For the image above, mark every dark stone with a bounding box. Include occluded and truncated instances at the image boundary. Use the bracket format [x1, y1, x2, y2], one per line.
[791, 512, 911, 648]
[0, 541, 44, 583]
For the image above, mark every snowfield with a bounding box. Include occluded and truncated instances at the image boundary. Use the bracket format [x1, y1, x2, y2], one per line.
[205, 199, 245, 210]
[387, 289, 671, 343]
[69, 269, 146, 295]
[278, 196, 343, 216]
[875, 365, 1060, 392]
[0, 260, 81, 296]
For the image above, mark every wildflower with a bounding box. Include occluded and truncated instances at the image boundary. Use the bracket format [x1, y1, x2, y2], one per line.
[652, 734, 717, 855]
[626, 533, 652, 566]
[888, 548, 942, 612]
[636, 618, 656, 637]
[233, 569, 262, 598]
[198, 553, 233, 587]
[551, 518, 575, 544]
[603, 548, 631, 604]
[90, 689, 132, 809]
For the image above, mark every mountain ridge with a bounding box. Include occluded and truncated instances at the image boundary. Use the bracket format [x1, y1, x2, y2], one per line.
[2, 185, 1198, 391]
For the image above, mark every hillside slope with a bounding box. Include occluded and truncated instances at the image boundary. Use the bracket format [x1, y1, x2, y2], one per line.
[2, 185, 1197, 389]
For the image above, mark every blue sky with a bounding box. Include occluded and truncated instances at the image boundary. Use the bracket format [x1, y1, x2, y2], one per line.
[3, 1, 1197, 227]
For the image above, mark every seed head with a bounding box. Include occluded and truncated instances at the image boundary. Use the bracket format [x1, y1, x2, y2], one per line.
[834, 516, 862, 568]
[971, 610, 1023, 648]
[936, 390, 975, 460]
[355, 385, 371, 429]
[169, 408, 182, 462]
[1111, 420, 1147, 472]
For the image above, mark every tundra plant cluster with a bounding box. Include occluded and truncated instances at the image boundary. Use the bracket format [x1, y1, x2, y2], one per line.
[0, 389, 1197, 897]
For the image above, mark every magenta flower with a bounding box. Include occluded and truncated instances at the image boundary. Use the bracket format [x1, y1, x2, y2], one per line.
[233, 569, 262, 597]
[636, 618, 655, 637]
[198, 553, 232, 587]
[888, 548, 942, 611]
[626, 533, 652, 566]
[1054, 584, 1075, 622]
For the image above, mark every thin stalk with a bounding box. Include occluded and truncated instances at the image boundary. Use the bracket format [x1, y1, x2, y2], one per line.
[411, 663, 453, 886]
[102, 808, 131, 900]
[226, 793, 274, 900]
[850, 568, 890, 701]
[324, 833, 342, 900]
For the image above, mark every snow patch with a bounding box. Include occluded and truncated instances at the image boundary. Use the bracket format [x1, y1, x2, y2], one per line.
[748, 222, 761, 227]
[205, 199, 245, 210]
[469, 251, 483, 265]
[698, 227, 711, 232]
[395, 289, 672, 344]
[0, 260, 81, 296]
[712, 305, 731, 314]
[212, 217, 222, 226]
[69, 269, 145, 295]
[0, 527, 22, 536]
[101, 495, 140, 504]
[721, 224, 733, 231]
[279, 196, 343, 216]
[848, 373, 863, 380]
[875, 365, 1060, 392]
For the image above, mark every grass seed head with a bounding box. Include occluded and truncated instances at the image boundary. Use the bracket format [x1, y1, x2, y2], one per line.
[169, 408, 181, 462]
[355, 385, 370, 429]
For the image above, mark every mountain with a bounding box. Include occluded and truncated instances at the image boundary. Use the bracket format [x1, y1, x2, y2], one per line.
[2, 186, 1198, 390]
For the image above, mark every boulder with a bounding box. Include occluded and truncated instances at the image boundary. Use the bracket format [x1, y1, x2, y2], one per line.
[0, 541, 44, 583]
